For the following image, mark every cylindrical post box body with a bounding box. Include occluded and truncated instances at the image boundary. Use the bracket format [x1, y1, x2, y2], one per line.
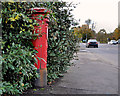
[30, 8, 49, 87]
[31, 8, 49, 69]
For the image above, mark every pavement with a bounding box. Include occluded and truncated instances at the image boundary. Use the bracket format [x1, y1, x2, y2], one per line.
[22, 43, 118, 95]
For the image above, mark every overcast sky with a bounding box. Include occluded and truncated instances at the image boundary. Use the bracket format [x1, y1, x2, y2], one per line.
[62, 0, 120, 33]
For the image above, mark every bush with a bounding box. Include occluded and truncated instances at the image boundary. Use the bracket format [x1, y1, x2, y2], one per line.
[1, 2, 39, 95]
[1, 1, 79, 95]
[39, 2, 79, 82]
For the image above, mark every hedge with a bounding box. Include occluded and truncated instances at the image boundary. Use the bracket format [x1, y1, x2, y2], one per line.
[1, 2, 79, 95]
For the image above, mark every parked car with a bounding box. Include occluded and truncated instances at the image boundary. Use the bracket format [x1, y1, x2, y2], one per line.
[108, 40, 117, 45]
[86, 39, 98, 48]
[116, 39, 120, 44]
[82, 39, 86, 43]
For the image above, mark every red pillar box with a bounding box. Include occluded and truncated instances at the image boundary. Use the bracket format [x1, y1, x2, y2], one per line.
[30, 8, 49, 87]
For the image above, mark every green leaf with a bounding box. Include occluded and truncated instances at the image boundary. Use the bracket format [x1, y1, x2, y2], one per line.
[8, 45, 10, 48]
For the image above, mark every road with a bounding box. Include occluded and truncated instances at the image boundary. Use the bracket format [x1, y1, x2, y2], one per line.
[81, 43, 118, 68]
[24, 43, 119, 95]
[55, 43, 118, 94]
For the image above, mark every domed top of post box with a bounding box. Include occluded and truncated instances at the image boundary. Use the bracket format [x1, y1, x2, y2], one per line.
[30, 8, 50, 14]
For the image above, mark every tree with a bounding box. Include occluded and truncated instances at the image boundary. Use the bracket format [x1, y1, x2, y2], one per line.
[73, 27, 82, 41]
[85, 19, 92, 41]
[85, 19, 91, 28]
[113, 28, 120, 40]
[96, 29, 107, 43]
[73, 24, 96, 42]
[92, 22, 96, 30]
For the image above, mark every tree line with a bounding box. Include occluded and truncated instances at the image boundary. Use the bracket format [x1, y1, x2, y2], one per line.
[73, 19, 120, 43]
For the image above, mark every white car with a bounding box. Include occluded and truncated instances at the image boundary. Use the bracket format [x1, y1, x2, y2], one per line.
[108, 40, 117, 45]
[86, 39, 98, 48]
[116, 39, 120, 44]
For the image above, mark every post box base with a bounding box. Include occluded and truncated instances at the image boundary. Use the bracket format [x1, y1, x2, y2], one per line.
[34, 68, 47, 87]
